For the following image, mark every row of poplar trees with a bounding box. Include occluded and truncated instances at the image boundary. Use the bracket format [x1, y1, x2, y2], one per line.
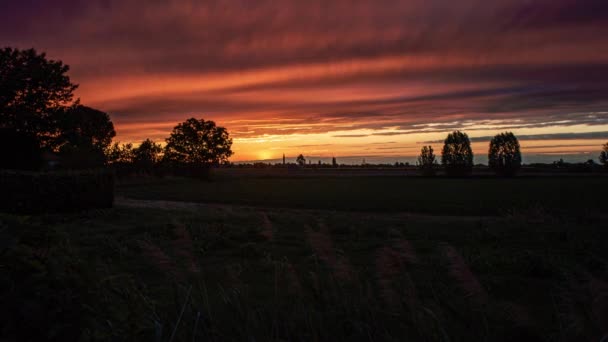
[417, 131, 523, 177]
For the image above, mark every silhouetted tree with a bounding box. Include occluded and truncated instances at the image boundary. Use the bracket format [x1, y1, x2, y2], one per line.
[332, 157, 337, 167]
[106, 142, 134, 164]
[488, 132, 522, 176]
[133, 139, 163, 168]
[441, 131, 474, 176]
[164, 118, 233, 166]
[296, 154, 306, 166]
[417, 145, 437, 176]
[59, 105, 115, 151]
[600, 142, 608, 167]
[57, 105, 115, 167]
[0, 47, 78, 149]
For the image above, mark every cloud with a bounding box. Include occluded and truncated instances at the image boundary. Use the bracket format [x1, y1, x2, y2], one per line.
[2, 0, 608, 149]
[332, 134, 370, 138]
[422, 131, 608, 144]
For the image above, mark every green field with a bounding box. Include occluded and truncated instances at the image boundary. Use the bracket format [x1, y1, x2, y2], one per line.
[2, 175, 608, 341]
[118, 176, 607, 215]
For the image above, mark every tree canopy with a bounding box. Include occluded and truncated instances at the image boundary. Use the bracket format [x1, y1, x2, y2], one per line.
[441, 131, 474, 176]
[600, 142, 608, 167]
[133, 139, 163, 168]
[0, 47, 120, 169]
[164, 118, 233, 166]
[0, 47, 78, 147]
[488, 132, 522, 176]
[59, 105, 116, 152]
[417, 145, 437, 176]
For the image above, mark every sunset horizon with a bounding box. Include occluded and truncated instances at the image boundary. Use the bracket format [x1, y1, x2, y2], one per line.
[3, 2, 608, 340]
[3, 0, 607, 162]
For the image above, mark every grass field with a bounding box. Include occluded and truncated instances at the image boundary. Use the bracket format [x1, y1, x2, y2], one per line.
[118, 176, 607, 215]
[2, 175, 608, 341]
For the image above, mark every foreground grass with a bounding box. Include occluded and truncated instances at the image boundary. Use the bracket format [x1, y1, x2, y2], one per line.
[2, 200, 607, 341]
[118, 176, 607, 215]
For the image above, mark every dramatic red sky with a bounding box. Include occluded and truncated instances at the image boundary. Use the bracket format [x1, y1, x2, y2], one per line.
[2, 0, 608, 162]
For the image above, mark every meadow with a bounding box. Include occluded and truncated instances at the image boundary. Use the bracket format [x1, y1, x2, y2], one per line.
[118, 174, 606, 215]
[2, 174, 608, 341]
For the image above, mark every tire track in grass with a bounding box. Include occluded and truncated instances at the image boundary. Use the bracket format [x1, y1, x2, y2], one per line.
[394, 237, 418, 265]
[259, 212, 274, 241]
[443, 244, 488, 305]
[171, 221, 200, 275]
[376, 235, 420, 311]
[376, 246, 403, 309]
[138, 240, 184, 281]
[443, 244, 539, 332]
[285, 262, 303, 296]
[306, 220, 353, 282]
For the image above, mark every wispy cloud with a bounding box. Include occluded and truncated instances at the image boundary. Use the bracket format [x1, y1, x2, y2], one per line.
[422, 131, 608, 144]
[3, 0, 608, 159]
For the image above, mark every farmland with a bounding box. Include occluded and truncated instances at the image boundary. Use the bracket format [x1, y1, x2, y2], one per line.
[118, 174, 606, 216]
[2, 174, 608, 341]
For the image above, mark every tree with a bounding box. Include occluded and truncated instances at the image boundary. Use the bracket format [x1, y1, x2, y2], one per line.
[332, 157, 338, 167]
[58, 105, 115, 152]
[0, 47, 78, 148]
[417, 145, 437, 176]
[488, 132, 522, 176]
[105, 142, 134, 164]
[600, 142, 608, 167]
[441, 131, 474, 176]
[133, 139, 163, 168]
[55, 105, 115, 168]
[164, 118, 233, 166]
[296, 154, 306, 166]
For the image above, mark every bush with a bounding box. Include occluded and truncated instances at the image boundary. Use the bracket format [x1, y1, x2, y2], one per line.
[0, 129, 43, 170]
[0, 169, 114, 214]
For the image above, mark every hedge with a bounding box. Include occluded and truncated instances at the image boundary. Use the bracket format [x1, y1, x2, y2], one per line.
[0, 169, 114, 214]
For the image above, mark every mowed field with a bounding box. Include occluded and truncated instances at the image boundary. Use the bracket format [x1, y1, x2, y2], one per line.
[2, 175, 608, 341]
[118, 175, 607, 215]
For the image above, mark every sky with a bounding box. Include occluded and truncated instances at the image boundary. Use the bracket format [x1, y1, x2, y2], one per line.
[2, 0, 608, 162]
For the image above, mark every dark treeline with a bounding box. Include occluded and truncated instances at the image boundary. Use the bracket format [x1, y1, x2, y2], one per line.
[1, 47, 233, 178]
[1, 47, 233, 213]
[1, 47, 607, 178]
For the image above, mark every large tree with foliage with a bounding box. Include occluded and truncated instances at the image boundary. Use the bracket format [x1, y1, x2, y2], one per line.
[133, 139, 163, 168]
[417, 145, 437, 176]
[488, 132, 522, 176]
[105, 142, 134, 165]
[0, 47, 78, 147]
[600, 142, 608, 167]
[441, 131, 474, 176]
[164, 118, 233, 166]
[59, 105, 115, 152]
[55, 105, 116, 168]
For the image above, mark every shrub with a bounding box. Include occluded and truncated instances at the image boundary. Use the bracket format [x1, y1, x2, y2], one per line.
[0, 129, 42, 170]
[0, 169, 114, 214]
[488, 132, 522, 176]
[441, 131, 474, 176]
